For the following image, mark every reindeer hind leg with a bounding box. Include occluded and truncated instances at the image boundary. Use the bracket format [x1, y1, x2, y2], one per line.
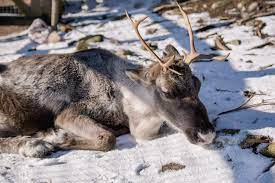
[0, 136, 55, 158]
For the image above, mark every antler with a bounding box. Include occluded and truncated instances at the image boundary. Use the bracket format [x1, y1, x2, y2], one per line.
[176, 2, 230, 65]
[125, 10, 178, 73]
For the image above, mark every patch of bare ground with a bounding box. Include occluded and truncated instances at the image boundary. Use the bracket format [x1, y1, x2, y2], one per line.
[0, 25, 28, 36]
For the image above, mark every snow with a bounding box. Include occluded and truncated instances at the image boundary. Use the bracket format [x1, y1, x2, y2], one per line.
[0, 1, 275, 182]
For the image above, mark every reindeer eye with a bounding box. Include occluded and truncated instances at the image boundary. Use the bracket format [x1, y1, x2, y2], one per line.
[159, 89, 176, 99]
[161, 86, 169, 93]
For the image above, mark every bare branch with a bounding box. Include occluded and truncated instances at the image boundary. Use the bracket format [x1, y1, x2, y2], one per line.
[218, 95, 275, 116]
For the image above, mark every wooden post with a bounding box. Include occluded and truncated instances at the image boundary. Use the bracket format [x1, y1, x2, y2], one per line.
[51, 0, 59, 30]
[30, 0, 41, 17]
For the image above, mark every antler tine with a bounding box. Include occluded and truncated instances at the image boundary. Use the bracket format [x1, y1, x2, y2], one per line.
[125, 10, 180, 73]
[176, 2, 195, 54]
[125, 11, 163, 64]
[176, 2, 229, 64]
[163, 55, 184, 75]
[163, 55, 175, 68]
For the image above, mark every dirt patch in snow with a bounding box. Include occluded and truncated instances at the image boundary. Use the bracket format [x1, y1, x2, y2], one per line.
[0, 25, 28, 37]
[160, 162, 186, 172]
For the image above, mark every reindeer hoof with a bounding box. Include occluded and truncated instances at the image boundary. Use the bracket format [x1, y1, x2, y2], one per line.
[96, 133, 116, 152]
[19, 139, 55, 158]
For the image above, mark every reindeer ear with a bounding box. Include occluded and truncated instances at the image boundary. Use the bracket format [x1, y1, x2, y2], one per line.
[125, 68, 152, 86]
[164, 45, 180, 57]
[163, 44, 183, 65]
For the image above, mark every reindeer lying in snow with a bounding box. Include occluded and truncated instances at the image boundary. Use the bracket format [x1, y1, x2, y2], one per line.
[0, 4, 229, 157]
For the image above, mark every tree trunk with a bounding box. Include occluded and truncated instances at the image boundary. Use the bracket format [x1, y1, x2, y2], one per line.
[51, 0, 59, 30]
[12, 0, 31, 16]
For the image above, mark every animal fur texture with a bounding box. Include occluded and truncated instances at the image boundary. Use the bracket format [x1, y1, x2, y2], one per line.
[0, 46, 215, 157]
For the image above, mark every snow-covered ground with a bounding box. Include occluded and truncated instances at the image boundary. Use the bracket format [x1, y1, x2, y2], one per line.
[0, 1, 275, 182]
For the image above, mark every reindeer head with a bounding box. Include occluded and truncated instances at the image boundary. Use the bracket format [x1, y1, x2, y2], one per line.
[125, 3, 229, 145]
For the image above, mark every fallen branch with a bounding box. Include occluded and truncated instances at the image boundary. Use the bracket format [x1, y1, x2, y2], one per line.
[153, 2, 190, 14]
[194, 20, 235, 33]
[262, 161, 275, 173]
[257, 161, 275, 179]
[190, 53, 230, 63]
[258, 64, 274, 71]
[239, 9, 275, 25]
[216, 88, 239, 93]
[243, 90, 266, 98]
[248, 41, 274, 50]
[218, 97, 275, 115]
[212, 117, 219, 127]
[153, 4, 179, 14]
[218, 95, 254, 115]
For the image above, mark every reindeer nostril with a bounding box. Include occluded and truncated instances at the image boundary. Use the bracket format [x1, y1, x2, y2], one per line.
[197, 131, 216, 145]
[185, 128, 216, 145]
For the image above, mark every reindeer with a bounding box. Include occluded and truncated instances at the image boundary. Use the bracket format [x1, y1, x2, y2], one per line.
[0, 3, 229, 157]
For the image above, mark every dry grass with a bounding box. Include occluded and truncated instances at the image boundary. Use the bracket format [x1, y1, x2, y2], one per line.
[161, 162, 186, 172]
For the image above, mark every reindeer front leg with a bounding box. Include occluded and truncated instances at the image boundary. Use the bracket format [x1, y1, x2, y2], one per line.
[55, 104, 116, 151]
